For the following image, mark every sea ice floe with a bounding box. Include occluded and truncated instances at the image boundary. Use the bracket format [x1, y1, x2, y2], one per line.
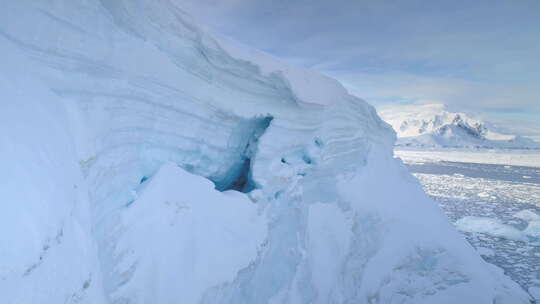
[456, 211, 540, 243]
[524, 221, 540, 239]
[477, 192, 490, 198]
[455, 216, 526, 242]
[514, 210, 540, 222]
[514, 210, 540, 239]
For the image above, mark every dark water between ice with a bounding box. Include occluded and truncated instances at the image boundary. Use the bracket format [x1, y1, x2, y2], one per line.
[404, 159, 540, 299]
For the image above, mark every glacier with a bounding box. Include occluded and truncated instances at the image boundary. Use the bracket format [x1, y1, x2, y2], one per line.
[0, 1, 532, 303]
[380, 103, 540, 149]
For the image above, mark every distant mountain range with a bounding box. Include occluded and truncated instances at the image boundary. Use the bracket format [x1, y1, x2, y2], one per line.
[380, 104, 540, 149]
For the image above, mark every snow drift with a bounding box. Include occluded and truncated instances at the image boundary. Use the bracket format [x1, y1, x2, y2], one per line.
[0, 1, 531, 303]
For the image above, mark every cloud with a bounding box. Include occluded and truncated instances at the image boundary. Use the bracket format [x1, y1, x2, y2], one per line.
[332, 71, 540, 110]
[174, 0, 540, 134]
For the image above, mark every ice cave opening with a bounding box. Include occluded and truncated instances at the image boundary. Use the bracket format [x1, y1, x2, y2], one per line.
[213, 115, 273, 193]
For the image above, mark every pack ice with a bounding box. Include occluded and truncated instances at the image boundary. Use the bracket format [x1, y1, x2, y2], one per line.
[0, 1, 530, 303]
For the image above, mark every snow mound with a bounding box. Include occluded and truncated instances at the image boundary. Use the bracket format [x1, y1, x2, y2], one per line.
[0, 1, 531, 303]
[380, 104, 540, 149]
[113, 163, 266, 303]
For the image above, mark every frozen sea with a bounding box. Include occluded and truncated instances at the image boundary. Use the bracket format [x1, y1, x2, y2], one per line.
[397, 149, 540, 299]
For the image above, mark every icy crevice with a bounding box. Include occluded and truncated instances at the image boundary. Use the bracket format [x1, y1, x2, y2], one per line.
[217, 116, 273, 192]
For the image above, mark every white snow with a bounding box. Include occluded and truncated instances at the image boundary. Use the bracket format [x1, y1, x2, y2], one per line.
[112, 163, 266, 304]
[0, 1, 532, 303]
[524, 221, 540, 239]
[514, 210, 540, 239]
[381, 104, 486, 138]
[529, 286, 540, 300]
[456, 216, 527, 241]
[380, 103, 540, 149]
[214, 34, 351, 107]
[336, 149, 528, 303]
[514, 210, 540, 222]
[0, 35, 106, 303]
[457, 213, 540, 242]
[306, 203, 352, 304]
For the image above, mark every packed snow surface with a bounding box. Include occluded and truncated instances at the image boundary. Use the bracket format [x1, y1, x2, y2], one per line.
[0, 1, 531, 303]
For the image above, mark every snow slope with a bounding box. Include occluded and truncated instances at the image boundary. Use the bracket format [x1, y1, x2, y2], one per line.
[381, 103, 540, 149]
[0, 1, 531, 303]
[0, 38, 106, 304]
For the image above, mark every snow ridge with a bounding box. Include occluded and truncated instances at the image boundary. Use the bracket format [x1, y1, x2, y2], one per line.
[381, 103, 540, 149]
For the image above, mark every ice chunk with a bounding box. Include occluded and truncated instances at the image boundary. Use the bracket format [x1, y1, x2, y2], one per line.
[477, 192, 490, 198]
[513, 210, 540, 239]
[514, 210, 540, 222]
[113, 163, 267, 304]
[524, 221, 540, 239]
[456, 216, 526, 241]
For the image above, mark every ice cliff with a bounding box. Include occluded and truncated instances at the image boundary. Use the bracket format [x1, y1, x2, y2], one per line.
[0, 1, 531, 303]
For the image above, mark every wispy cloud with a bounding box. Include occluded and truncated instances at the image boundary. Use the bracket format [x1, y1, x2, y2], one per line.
[175, 0, 540, 135]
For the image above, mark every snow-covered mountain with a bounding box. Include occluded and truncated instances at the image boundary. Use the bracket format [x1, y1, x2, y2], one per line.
[381, 104, 540, 149]
[0, 1, 530, 303]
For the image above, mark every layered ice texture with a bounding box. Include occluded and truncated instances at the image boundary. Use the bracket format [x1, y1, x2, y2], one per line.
[0, 1, 531, 303]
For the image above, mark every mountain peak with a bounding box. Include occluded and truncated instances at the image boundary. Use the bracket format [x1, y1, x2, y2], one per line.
[380, 104, 539, 149]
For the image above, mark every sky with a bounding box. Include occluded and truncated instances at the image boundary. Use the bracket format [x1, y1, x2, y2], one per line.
[176, 0, 540, 138]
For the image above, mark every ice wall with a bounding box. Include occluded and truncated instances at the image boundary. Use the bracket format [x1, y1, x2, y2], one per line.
[0, 0, 531, 303]
[0, 38, 106, 303]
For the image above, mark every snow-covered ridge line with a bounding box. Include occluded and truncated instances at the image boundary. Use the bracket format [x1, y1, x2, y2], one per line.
[0, 1, 532, 303]
[380, 103, 540, 149]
